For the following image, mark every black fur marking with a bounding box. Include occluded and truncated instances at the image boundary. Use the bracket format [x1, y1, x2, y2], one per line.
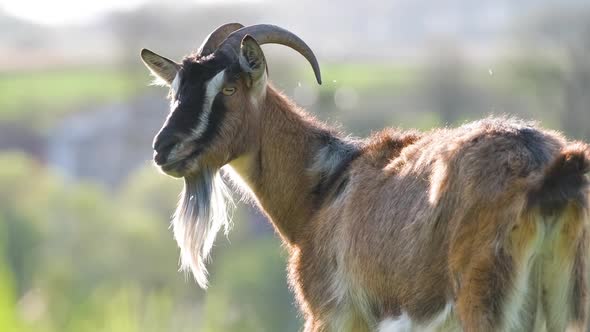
[311, 135, 361, 207]
[333, 176, 350, 198]
[571, 232, 589, 324]
[515, 127, 553, 175]
[226, 61, 244, 81]
[480, 247, 514, 328]
[161, 54, 232, 137]
[192, 94, 230, 148]
[528, 148, 590, 216]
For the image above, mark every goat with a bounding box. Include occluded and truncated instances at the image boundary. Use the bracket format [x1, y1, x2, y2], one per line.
[140, 23, 590, 331]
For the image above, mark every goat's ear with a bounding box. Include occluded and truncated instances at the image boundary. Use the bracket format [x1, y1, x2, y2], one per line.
[239, 35, 267, 88]
[140, 48, 180, 86]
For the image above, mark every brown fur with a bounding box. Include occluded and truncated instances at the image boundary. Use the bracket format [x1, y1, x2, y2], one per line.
[225, 86, 590, 331]
[144, 41, 590, 330]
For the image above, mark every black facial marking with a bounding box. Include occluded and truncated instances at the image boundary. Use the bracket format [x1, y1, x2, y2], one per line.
[162, 54, 232, 137]
[226, 61, 250, 86]
[192, 94, 230, 148]
[226, 61, 243, 77]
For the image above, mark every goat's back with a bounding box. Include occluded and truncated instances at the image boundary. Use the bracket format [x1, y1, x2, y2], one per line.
[299, 117, 590, 331]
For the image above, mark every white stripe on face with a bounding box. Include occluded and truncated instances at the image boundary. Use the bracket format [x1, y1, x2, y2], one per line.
[191, 70, 225, 140]
[171, 72, 181, 93]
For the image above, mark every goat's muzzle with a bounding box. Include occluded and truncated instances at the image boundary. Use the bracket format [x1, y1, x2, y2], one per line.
[153, 130, 179, 166]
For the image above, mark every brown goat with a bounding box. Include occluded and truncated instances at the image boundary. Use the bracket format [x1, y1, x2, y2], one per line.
[140, 23, 590, 331]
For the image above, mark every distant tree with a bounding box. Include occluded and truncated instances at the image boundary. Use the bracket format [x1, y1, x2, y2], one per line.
[423, 44, 479, 125]
[521, 7, 590, 140]
[0, 153, 296, 332]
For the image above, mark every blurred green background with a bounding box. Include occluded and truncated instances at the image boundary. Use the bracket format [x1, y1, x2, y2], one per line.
[1, 0, 589, 331]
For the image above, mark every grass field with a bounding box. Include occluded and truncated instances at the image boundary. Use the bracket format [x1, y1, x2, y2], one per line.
[0, 67, 147, 128]
[0, 63, 422, 130]
[321, 63, 420, 91]
[0, 61, 558, 132]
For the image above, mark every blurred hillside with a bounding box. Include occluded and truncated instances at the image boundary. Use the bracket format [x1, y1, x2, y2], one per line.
[1, 0, 589, 331]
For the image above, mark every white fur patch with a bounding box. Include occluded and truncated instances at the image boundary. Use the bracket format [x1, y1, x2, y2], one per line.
[378, 314, 412, 332]
[501, 213, 581, 331]
[537, 215, 575, 331]
[149, 75, 170, 87]
[171, 72, 181, 93]
[325, 226, 374, 331]
[502, 220, 546, 331]
[148, 68, 178, 88]
[422, 303, 455, 331]
[173, 167, 234, 288]
[378, 304, 454, 332]
[191, 70, 225, 140]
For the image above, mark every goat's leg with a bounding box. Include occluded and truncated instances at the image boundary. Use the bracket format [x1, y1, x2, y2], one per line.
[450, 209, 523, 331]
[540, 207, 589, 332]
[454, 246, 514, 332]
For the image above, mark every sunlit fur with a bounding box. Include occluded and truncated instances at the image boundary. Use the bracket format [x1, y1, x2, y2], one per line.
[173, 167, 233, 288]
[168, 62, 259, 288]
[143, 33, 590, 331]
[226, 87, 590, 332]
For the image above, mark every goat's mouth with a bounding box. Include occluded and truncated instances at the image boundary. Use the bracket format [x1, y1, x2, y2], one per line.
[158, 147, 204, 178]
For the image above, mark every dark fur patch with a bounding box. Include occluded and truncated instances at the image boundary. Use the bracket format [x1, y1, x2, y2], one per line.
[514, 127, 554, 176]
[485, 248, 514, 326]
[332, 175, 350, 198]
[572, 236, 588, 323]
[192, 95, 229, 147]
[311, 135, 361, 206]
[161, 54, 231, 137]
[528, 144, 590, 216]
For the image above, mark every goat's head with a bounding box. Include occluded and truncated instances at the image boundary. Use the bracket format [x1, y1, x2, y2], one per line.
[141, 23, 321, 178]
[139, 23, 321, 288]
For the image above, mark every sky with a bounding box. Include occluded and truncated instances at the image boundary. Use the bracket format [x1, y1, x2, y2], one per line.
[1, 0, 146, 25]
[0, 0, 256, 25]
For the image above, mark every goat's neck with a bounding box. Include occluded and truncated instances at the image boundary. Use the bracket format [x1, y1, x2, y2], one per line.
[230, 86, 329, 244]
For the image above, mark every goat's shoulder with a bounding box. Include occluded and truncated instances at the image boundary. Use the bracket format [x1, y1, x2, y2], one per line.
[307, 127, 421, 207]
[361, 128, 423, 169]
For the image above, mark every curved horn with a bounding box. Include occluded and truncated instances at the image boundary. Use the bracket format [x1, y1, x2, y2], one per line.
[216, 24, 322, 84]
[198, 22, 244, 57]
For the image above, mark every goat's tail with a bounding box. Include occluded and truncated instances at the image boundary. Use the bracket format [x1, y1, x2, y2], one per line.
[527, 142, 590, 216]
[522, 143, 590, 330]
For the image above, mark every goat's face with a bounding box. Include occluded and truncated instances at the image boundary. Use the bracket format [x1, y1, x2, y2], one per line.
[141, 24, 321, 178]
[138, 24, 321, 288]
[140, 42, 264, 177]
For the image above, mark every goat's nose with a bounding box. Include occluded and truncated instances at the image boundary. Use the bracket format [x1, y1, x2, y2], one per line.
[153, 132, 178, 165]
[153, 131, 176, 151]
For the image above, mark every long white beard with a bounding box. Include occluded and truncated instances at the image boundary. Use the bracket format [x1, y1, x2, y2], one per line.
[172, 167, 233, 288]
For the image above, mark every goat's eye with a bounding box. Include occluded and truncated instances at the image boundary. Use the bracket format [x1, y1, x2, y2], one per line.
[222, 87, 236, 96]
